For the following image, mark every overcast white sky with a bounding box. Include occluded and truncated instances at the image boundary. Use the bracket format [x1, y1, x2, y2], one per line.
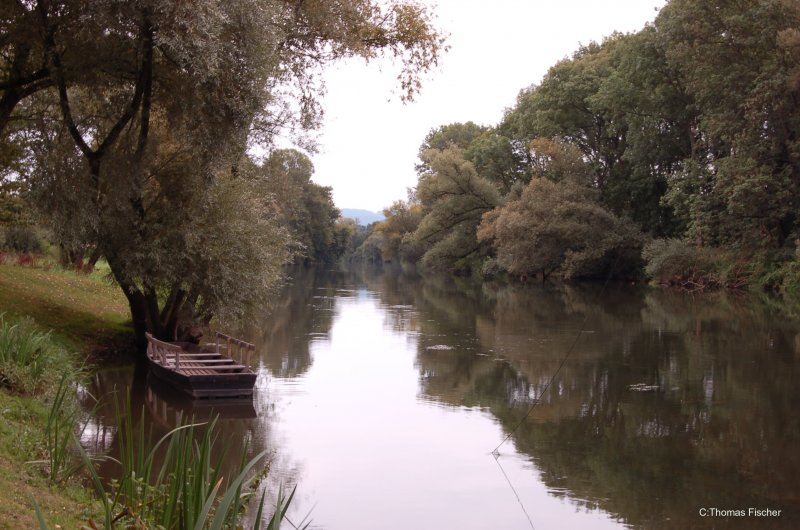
[306, 0, 667, 212]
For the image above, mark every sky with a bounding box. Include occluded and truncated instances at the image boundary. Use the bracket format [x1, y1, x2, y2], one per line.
[304, 0, 667, 212]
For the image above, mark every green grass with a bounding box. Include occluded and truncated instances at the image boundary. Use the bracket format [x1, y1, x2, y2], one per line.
[0, 391, 101, 529]
[0, 262, 130, 353]
[0, 261, 132, 528]
[78, 399, 275, 529]
[0, 262, 301, 529]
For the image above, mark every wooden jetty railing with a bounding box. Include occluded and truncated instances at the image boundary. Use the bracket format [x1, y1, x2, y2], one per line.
[146, 331, 256, 371]
[145, 332, 184, 368]
[213, 331, 256, 370]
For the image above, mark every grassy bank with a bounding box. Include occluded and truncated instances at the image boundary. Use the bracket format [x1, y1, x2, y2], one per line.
[0, 391, 101, 528]
[0, 262, 293, 529]
[0, 261, 130, 528]
[0, 262, 130, 352]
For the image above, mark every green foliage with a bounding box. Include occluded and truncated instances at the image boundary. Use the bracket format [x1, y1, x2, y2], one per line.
[0, 176, 33, 226]
[350, 224, 384, 264]
[464, 130, 525, 192]
[415, 122, 488, 175]
[642, 238, 751, 291]
[417, 122, 526, 192]
[479, 177, 642, 280]
[771, 261, 800, 296]
[642, 238, 701, 282]
[414, 147, 500, 273]
[0, 318, 89, 486]
[502, 32, 686, 237]
[365, 199, 424, 263]
[746, 246, 800, 295]
[187, 168, 292, 327]
[254, 150, 343, 265]
[2, 224, 43, 253]
[264, 486, 309, 530]
[526, 138, 594, 184]
[40, 374, 93, 485]
[656, 0, 800, 249]
[399, 0, 800, 287]
[0, 314, 65, 394]
[3, 0, 444, 348]
[37, 394, 296, 530]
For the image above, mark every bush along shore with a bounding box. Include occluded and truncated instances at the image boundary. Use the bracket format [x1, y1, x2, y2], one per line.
[0, 260, 299, 529]
[642, 239, 800, 296]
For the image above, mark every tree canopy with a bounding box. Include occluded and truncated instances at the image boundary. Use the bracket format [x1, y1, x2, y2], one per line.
[413, 146, 500, 273]
[253, 149, 343, 265]
[354, 0, 800, 290]
[1, 0, 444, 348]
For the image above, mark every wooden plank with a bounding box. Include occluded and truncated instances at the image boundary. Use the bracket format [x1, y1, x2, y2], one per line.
[165, 358, 233, 364]
[166, 358, 224, 363]
[183, 372, 255, 377]
[163, 353, 222, 358]
[176, 362, 246, 370]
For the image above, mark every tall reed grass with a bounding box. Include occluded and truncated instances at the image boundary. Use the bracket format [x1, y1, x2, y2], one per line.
[34, 392, 304, 529]
[0, 313, 64, 394]
[9, 315, 303, 528]
[38, 374, 97, 484]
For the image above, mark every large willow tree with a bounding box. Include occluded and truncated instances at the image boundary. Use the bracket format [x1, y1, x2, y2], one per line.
[2, 0, 444, 349]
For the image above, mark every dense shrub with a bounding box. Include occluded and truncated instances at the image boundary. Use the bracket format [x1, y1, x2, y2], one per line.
[750, 253, 800, 295]
[2, 225, 43, 253]
[643, 239, 702, 281]
[479, 178, 643, 281]
[642, 239, 750, 290]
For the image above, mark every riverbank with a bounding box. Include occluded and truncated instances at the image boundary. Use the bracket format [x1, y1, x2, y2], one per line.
[0, 261, 131, 528]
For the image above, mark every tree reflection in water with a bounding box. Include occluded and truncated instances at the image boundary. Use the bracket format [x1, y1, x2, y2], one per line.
[366, 268, 800, 528]
[83, 266, 800, 528]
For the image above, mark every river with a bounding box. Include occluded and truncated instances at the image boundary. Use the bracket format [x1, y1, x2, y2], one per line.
[81, 266, 800, 529]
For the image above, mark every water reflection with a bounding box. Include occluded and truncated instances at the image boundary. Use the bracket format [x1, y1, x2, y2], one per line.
[85, 267, 800, 529]
[372, 271, 800, 529]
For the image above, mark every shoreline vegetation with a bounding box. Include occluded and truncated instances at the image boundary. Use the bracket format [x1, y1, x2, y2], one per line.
[343, 1, 800, 299]
[0, 260, 128, 528]
[0, 259, 300, 529]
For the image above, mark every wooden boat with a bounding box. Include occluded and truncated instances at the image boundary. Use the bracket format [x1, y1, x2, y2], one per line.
[145, 373, 257, 429]
[145, 331, 257, 399]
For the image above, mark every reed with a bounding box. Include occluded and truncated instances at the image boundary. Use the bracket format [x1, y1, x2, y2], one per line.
[0, 313, 62, 394]
[27, 368, 99, 484]
[41, 374, 84, 483]
[35, 391, 301, 529]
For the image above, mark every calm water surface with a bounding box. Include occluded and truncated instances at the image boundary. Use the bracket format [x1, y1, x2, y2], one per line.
[83, 267, 800, 529]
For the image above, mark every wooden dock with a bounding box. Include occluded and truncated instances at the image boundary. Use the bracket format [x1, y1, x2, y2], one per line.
[145, 331, 257, 399]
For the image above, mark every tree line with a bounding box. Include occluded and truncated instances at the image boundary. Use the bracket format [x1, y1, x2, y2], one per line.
[353, 0, 800, 293]
[0, 0, 443, 349]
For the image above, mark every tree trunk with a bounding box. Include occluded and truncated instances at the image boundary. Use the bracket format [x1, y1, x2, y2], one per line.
[106, 252, 154, 353]
[83, 245, 102, 273]
[125, 289, 150, 354]
[159, 287, 187, 340]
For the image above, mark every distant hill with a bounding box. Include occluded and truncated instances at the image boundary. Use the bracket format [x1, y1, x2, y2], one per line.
[340, 208, 384, 226]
